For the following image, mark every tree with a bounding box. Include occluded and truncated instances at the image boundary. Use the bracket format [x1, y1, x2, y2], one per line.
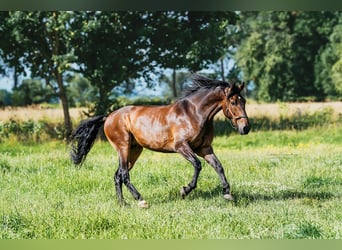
[235, 11, 339, 101]
[148, 11, 237, 98]
[0, 12, 23, 89]
[66, 74, 97, 107]
[314, 13, 342, 99]
[158, 70, 190, 98]
[11, 79, 56, 106]
[0, 11, 77, 137]
[70, 11, 154, 115]
[0, 89, 12, 106]
[1, 11, 239, 122]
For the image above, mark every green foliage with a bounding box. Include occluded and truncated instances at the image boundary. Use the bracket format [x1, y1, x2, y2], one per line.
[0, 119, 42, 142]
[2, 11, 342, 114]
[65, 74, 97, 107]
[86, 96, 171, 116]
[0, 11, 78, 136]
[11, 79, 57, 106]
[157, 71, 190, 98]
[149, 12, 236, 71]
[235, 11, 340, 102]
[68, 11, 237, 115]
[0, 119, 66, 143]
[0, 90, 12, 106]
[70, 12, 154, 115]
[1, 11, 238, 114]
[315, 16, 342, 99]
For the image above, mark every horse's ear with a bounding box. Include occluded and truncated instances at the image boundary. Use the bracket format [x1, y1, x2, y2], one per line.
[224, 82, 242, 97]
[224, 85, 232, 97]
[238, 82, 245, 92]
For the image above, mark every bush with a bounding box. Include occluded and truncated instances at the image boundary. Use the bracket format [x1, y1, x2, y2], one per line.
[0, 119, 64, 143]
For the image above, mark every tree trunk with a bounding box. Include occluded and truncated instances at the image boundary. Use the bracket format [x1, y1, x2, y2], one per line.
[172, 68, 177, 98]
[95, 84, 110, 140]
[56, 71, 72, 139]
[13, 65, 18, 89]
[220, 58, 225, 82]
[51, 12, 72, 139]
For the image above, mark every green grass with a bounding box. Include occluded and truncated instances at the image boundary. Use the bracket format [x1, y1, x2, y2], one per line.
[1, 126, 342, 239]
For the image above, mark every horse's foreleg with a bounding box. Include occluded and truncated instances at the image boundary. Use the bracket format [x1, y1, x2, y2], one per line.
[177, 142, 202, 198]
[198, 147, 233, 201]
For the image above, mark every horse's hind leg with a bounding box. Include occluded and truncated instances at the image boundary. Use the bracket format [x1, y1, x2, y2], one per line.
[114, 168, 125, 205]
[126, 144, 148, 208]
[105, 120, 146, 207]
[116, 144, 147, 208]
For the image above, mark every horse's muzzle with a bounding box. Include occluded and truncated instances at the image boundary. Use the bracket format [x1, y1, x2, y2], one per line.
[239, 124, 250, 135]
[237, 117, 250, 135]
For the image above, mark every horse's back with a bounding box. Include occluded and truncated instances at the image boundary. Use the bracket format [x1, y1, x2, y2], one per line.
[104, 102, 210, 152]
[104, 104, 177, 152]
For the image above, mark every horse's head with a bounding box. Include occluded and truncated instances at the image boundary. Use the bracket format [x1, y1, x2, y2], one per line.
[222, 82, 250, 135]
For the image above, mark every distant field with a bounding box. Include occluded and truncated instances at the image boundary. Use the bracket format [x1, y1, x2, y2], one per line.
[0, 106, 87, 122]
[247, 101, 342, 118]
[1, 101, 342, 122]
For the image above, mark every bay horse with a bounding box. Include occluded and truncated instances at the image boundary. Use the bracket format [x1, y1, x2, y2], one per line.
[69, 74, 250, 208]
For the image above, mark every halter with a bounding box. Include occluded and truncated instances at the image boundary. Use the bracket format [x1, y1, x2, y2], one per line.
[225, 105, 248, 130]
[229, 115, 249, 130]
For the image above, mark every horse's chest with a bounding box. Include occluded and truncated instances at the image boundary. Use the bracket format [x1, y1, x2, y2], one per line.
[188, 123, 214, 148]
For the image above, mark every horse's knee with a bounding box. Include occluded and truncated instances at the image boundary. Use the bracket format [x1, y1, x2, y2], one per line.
[114, 170, 122, 185]
[121, 172, 130, 185]
[194, 159, 202, 170]
[115, 168, 130, 184]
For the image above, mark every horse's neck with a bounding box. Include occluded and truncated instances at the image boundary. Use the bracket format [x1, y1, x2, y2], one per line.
[188, 89, 223, 121]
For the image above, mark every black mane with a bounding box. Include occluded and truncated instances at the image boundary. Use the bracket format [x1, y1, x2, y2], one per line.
[181, 74, 232, 98]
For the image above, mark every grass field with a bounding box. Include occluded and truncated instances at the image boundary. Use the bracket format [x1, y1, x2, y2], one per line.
[1, 121, 342, 238]
[0, 127, 342, 239]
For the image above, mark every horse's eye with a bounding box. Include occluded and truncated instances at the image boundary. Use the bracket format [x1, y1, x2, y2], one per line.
[231, 101, 236, 106]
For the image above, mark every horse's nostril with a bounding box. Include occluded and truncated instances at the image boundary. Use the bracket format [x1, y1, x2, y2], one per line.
[243, 126, 250, 134]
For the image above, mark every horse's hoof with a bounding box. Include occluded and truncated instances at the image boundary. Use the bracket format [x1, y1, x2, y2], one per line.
[180, 187, 186, 199]
[223, 194, 234, 201]
[138, 200, 149, 208]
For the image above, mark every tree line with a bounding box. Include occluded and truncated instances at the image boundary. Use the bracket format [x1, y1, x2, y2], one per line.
[1, 11, 342, 137]
[235, 11, 342, 102]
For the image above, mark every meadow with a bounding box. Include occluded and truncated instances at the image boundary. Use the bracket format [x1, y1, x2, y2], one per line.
[0, 102, 342, 239]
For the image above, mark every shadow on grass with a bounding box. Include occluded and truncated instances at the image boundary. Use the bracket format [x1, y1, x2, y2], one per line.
[157, 185, 337, 207]
[229, 189, 336, 207]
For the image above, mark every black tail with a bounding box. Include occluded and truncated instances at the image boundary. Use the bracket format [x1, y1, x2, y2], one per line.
[69, 115, 106, 165]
